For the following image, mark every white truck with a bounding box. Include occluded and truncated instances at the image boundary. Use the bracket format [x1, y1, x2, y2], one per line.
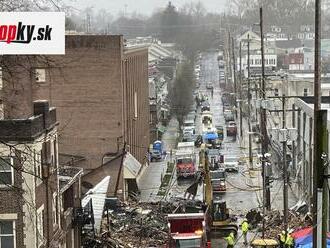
[176, 142, 196, 178]
[201, 111, 213, 132]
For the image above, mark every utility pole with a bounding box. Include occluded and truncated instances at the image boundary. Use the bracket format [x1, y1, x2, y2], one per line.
[282, 95, 288, 240]
[239, 41, 243, 138]
[232, 37, 237, 119]
[247, 34, 253, 169]
[260, 7, 271, 210]
[313, 0, 327, 247]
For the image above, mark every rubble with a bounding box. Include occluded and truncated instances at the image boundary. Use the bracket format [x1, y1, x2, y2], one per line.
[263, 210, 312, 238]
[99, 200, 182, 247]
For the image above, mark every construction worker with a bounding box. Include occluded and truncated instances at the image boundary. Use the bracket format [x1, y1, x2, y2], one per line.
[285, 230, 294, 248]
[224, 232, 235, 248]
[279, 231, 286, 248]
[241, 219, 249, 245]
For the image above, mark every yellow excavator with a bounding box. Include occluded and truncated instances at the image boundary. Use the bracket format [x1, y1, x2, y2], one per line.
[199, 144, 238, 236]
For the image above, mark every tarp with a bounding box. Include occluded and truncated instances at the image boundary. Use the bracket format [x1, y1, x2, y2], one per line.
[292, 227, 312, 239]
[204, 132, 218, 140]
[293, 227, 330, 248]
[294, 234, 330, 248]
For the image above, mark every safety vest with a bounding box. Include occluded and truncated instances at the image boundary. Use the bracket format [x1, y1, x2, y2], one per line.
[280, 233, 286, 243]
[285, 234, 294, 245]
[225, 234, 235, 245]
[241, 221, 249, 233]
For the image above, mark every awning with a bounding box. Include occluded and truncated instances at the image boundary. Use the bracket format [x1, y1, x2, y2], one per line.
[82, 176, 110, 234]
[123, 152, 142, 179]
[157, 125, 166, 133]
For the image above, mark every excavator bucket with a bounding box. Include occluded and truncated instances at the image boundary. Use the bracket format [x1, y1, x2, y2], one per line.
[210, 224, 238, 237]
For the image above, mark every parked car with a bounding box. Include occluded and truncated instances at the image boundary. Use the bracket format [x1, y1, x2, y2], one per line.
[210, 168, 226, 193]
[183, 132, 194, 142]
[183, 126, 195, 135]
[206, 82, 213, 89]
[201, 101, 210, 112]
[223, 156, 239, 172]
[150, 149, 162, 162]
[226, 121, 237, 137]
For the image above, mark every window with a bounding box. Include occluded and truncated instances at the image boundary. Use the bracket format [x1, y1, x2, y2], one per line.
[41, 141, 52, 166]
[0, 220, 15, 248]
[37, 205, 44, 247]
[35, 69, 46, 83]
[274, 88, 279, 96]
[52, 193, 59, 227]
[53, 138, 58, 169]
[35, 152, 42, 185]
[134, 91, 138, 118]
[304, 88, 308, 96]
[0, 157, 13, 186]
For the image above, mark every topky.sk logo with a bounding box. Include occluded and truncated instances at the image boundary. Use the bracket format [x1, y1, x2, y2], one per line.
[0, 22, 53, 44]
[0, 12, 65, 55]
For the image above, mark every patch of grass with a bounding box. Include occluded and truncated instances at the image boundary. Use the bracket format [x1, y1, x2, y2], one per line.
[166, 162, 174, 174]
[157, 162, 175, 196]
[157, 174, 171, 196]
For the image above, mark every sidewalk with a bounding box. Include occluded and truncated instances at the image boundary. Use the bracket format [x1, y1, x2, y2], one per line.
[139, 117, 179, 202]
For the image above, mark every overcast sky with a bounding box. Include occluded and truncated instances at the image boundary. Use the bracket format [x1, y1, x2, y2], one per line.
[67, 0, 228, 16]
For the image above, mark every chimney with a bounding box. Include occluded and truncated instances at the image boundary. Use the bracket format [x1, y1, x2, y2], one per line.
[33, 100, 50, 129]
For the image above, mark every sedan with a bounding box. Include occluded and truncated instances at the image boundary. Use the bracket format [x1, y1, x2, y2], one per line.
[223, 156, 239, 172]
[206, 82, 213, 89]
[150, 149, 162, 162]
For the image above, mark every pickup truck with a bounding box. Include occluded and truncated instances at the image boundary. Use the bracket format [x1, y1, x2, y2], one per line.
[150, 149, 162, 162]
[226, 121, 237, 137]
[223, 156, 239, 172]
[224, 109, 234, 122]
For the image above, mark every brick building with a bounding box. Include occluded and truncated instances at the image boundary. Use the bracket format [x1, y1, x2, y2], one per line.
[0, 101, 82, 248]
[1, 35, 150, 199]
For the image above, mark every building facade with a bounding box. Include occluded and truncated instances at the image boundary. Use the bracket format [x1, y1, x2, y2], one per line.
[0, 101, 82, 248]
[1, 35, 150, 199]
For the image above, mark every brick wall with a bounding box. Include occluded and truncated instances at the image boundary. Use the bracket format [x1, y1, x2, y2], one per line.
[123, 48, 150, 165]
[2, 35, 150, 196]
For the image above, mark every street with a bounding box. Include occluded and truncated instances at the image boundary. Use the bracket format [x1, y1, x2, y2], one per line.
[140, 51, 300, 247]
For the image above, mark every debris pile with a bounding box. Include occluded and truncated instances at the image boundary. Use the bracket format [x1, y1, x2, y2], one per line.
[101, 200, 186, 247]
[263, 210, 312, 238]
